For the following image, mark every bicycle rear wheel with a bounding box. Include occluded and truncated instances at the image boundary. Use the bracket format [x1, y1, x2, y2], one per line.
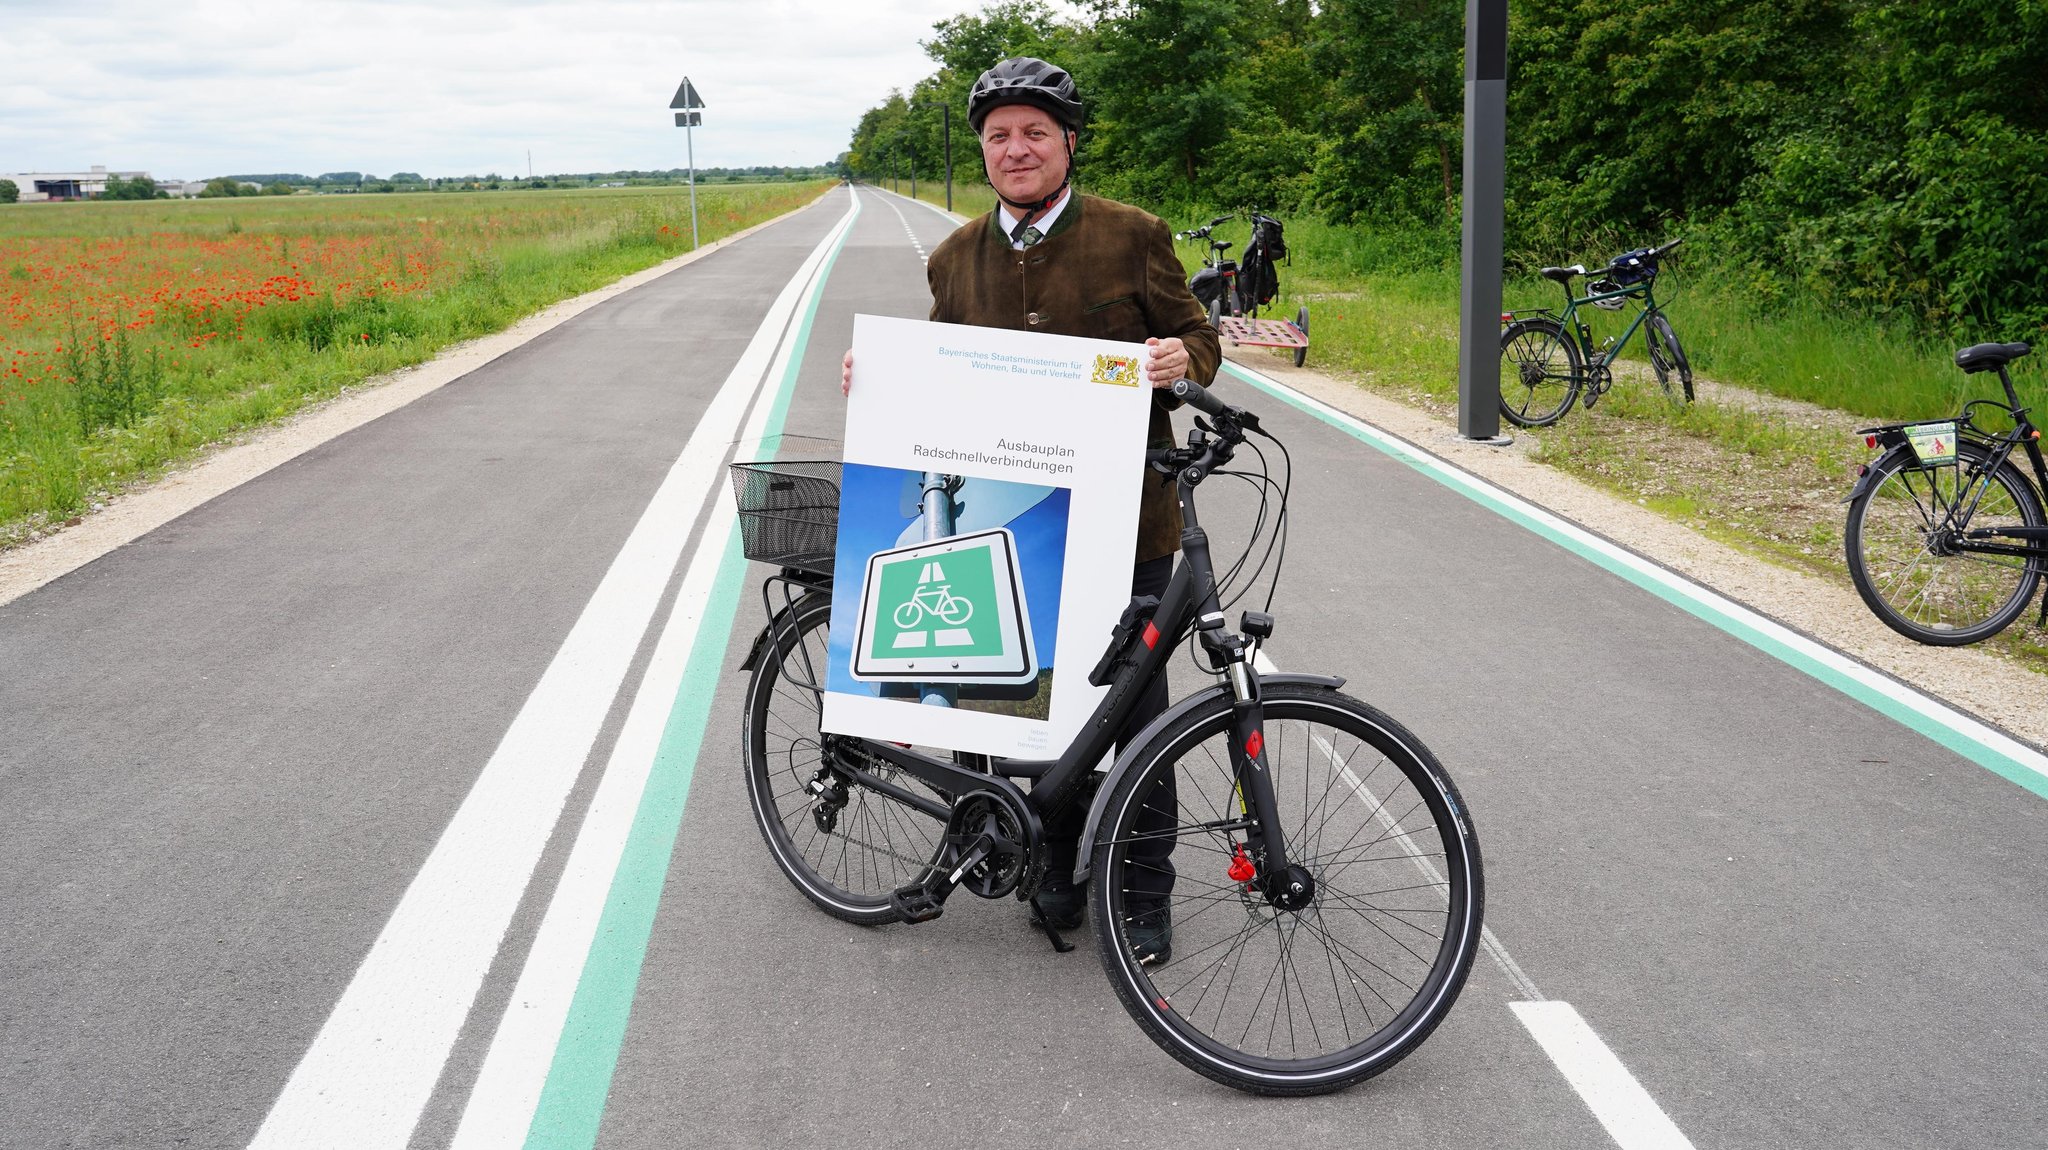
[743, 591, 949, 924]
[1844, 442, 2046, 645]
[1090, 683, 1483, 1095]
[1646, 314, 1694, 402]
[1499, 319, 1583, 427]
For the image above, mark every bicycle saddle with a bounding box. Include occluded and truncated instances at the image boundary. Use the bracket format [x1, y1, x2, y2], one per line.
[1955, 341, 2032, 373]
[1540, 265, 1585, 283]
[1213, 240, 1233, 252]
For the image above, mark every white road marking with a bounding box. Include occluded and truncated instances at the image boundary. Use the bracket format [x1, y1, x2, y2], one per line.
[442, 195, 858, 1150]
[1252, 648, 1687, 1147]
[246, 188, 860, 1150]
[873, 188, 931, 264]
[1513, 1002, 1699, 1150]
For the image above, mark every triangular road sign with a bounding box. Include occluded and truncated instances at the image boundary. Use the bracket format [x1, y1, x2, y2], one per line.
[669, 77, 705, 110]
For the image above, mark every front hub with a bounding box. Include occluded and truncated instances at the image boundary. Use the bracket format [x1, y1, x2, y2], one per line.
[1266, 864, 1317, 912]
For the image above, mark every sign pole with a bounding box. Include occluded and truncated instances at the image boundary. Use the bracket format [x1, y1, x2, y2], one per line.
[669, 76, 707, 251]
[686, 119, 698, 249]
[916, 473, 960, 708]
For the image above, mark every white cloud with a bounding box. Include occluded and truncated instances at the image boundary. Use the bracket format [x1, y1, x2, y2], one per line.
[0, 0, 988, 178]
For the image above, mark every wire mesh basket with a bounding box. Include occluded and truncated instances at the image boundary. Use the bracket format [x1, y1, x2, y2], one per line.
[728, 460, 840, 577]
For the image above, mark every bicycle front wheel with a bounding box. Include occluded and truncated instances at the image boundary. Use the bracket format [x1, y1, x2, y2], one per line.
[1845, 442, 2046, 645]
[1646, 314, 1694, 402]
[743, 591, 949, 924]
[1090, 683, 1483, 1095]
[1499, 319, 1583, 427]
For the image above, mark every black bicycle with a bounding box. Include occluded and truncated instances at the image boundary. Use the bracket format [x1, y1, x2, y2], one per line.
[730, 383, 1483, 1094]
[1844, 341, 2046, 645]
[1178, 214, 1242, 329]
[1500, 239, 1693, 427]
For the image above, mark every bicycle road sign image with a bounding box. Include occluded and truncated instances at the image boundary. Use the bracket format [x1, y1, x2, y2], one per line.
[853, 528, 1036, 684]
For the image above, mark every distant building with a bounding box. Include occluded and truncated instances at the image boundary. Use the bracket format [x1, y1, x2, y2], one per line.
[0, 164, 152, 202]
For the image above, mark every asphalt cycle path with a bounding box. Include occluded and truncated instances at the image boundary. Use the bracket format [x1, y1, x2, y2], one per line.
[3, 183, 2043, 1150]
[0, 193, 849, 1148]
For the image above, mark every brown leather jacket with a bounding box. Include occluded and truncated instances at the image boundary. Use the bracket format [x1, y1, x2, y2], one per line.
[926, 194, 1222, 563]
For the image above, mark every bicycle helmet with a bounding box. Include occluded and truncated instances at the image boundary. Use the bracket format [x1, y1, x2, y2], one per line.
[967, 57, 1084, 133]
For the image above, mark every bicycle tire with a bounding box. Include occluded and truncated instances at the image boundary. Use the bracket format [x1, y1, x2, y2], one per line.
[1499, 318, 1583, 427]
[743, 591, 950, 924]
[1090, 683, 1483, 1095]
[1845, 442, 2046, 645]
[1646, 314, 1694, 402]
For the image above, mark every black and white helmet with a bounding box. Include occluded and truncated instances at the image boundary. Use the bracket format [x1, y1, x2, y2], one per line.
[968, 57, 1084, 133]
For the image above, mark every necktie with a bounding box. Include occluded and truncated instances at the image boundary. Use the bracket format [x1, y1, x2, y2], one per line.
[1011, 221, 1043, 248]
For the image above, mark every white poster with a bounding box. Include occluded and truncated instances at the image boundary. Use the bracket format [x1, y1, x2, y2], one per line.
[822, 314, 1154, 759]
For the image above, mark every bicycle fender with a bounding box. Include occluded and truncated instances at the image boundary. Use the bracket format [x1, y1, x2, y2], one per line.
[737, 620, 776, 673]
[1842, 445, 1915, 505]
[1071, 672, 1346, 886]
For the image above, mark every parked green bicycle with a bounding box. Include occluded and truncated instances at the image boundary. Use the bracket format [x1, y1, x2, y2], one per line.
[1499, 239, 1692, 428]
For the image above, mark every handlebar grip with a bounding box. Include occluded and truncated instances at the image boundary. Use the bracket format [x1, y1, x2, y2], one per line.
[1171, 378, 1227, 418]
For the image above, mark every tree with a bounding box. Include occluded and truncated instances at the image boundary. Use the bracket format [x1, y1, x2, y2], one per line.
[388, 171, 424, 184]
[198, 177, 251, 198]
[0, 179, 16, 204]
[100, 173, 160, 201]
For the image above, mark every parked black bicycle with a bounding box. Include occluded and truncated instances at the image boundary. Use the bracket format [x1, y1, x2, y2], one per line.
[1500, 239, 1692, 427]
[730, 383, 1483, 1094]
[1178, 212, 1310, 366]
[1843, 341, 2046, 645]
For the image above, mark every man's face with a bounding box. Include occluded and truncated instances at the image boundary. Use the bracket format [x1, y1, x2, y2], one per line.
[980, 103, 1072, 208]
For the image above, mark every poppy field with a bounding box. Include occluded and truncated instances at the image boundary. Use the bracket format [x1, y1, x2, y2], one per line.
[0, 182, 828, 546]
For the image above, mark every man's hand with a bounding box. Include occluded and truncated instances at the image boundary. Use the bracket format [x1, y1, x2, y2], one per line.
[1145, 336, 1189, 388]
[841, 349, 853, 397]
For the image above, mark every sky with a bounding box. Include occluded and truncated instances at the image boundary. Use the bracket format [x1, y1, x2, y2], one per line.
[0, 0, 1019, 181]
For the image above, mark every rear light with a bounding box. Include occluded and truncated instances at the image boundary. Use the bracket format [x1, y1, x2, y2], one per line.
[1499, 312, 1513, 324]
[1865, 435, 1878, 448]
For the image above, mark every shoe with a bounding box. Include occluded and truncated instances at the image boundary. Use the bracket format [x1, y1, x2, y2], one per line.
[1034, 870, 1087, 931]
[1125, 899, 1171, 966]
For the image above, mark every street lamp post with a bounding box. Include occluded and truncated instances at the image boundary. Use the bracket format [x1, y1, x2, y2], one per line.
[669, 76, 706, 248]
[913, 102, 953, 212]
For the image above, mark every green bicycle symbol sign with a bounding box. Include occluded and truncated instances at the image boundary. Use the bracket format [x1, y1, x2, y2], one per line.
[853, 529, 1036, 684]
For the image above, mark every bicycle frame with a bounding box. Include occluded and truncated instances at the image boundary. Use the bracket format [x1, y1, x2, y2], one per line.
[1519, 275, 1666, 373]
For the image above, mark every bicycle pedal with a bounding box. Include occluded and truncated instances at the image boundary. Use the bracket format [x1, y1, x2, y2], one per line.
[1581, 389, 1599, 410]
[889, 880, 948, 924]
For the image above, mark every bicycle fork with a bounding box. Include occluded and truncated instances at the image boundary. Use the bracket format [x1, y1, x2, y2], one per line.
[1220, 650, 1310, 909]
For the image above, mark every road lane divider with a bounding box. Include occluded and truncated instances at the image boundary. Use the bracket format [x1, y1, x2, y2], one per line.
[1222, 358, 2048, 801]
[246, 187, 861, 1150]
[1513, 1002, 1698, 1150]
[449, 193, 859, 1150]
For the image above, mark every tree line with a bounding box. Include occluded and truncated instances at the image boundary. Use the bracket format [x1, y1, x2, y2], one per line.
[849, 0, 2046, 336]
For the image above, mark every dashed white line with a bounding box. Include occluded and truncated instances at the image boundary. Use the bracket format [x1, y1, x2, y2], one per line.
[872, 188, 931, 264]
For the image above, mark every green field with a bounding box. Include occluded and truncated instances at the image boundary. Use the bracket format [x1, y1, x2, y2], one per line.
[0, 182, 830, 547]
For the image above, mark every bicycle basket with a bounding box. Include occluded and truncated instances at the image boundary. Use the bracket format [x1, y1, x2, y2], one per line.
[728, 460, 840, 576]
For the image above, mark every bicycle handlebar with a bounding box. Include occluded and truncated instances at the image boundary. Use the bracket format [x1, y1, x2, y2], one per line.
[1172, 378, 1228, 419]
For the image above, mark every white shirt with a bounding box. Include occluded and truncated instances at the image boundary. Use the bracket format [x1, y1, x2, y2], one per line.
[997, 188, 1071, 249]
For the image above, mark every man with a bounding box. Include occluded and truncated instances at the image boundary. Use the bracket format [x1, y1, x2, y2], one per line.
[844, 57, 1219, 958]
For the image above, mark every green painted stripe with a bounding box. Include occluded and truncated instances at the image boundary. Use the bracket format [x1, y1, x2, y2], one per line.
[1221, 360, 2048, 803]
[520, 524, 748, 1148]
[520, 198, 860, 1148]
